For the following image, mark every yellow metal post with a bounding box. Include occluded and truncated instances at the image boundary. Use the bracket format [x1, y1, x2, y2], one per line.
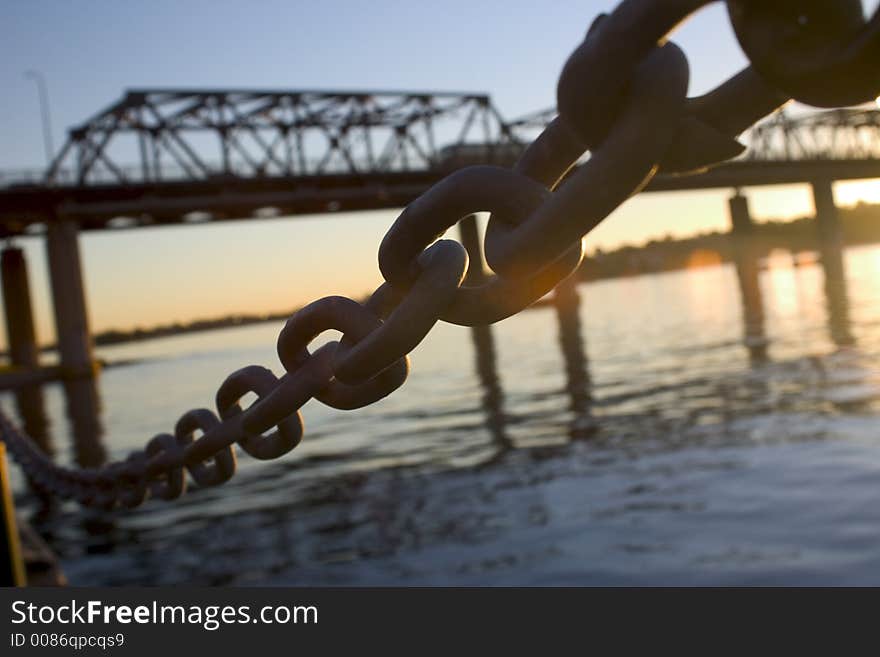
[0, 442, 26, 586]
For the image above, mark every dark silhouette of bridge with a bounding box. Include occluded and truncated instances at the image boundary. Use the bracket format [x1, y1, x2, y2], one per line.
[0, 89, 518, 230]
[0, 88, 878, 380]
[2, 90, 879, 231]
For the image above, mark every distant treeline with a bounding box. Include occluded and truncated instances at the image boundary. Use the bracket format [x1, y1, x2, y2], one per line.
[82, 294, 370, 351]
[93, 311, 294, 347]
[13, 311, 297, 357]
[579, 202, 880, 281]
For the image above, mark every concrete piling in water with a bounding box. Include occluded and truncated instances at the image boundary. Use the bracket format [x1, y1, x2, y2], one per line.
[458, 214, 487, 285]
[1, 246, 40, 371]
[553, 274, 594, 439]
[729, 192, 769, 364]
[458, 215, 510, 452]
[45, 219, 97, 378]
[811, 179, 855, 347]
[64, 376, 106, 468]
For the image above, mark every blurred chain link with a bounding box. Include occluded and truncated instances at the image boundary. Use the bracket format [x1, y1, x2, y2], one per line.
[2, 0, 878, 509]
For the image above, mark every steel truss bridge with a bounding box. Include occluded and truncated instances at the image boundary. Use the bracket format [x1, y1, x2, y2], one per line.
[1, 89, 879, 236]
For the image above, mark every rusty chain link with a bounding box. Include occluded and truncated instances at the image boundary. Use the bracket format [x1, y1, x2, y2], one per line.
[2, 0, 879, 509]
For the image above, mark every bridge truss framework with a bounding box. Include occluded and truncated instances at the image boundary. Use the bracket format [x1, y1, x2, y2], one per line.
[44, 89, 518, 187]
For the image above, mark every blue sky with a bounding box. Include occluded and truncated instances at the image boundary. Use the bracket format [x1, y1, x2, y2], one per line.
[1, 1, 879, 347]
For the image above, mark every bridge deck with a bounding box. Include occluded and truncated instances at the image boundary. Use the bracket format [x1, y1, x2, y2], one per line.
[1, 158, 878, 237]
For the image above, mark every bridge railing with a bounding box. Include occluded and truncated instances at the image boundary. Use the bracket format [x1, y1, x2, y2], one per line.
[0, 169, 54, 188]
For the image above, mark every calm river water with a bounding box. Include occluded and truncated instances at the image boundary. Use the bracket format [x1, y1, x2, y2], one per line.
[6, 245, 880, 585]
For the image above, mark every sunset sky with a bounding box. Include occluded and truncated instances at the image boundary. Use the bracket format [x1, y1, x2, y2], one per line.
[2, 1, 879, 347]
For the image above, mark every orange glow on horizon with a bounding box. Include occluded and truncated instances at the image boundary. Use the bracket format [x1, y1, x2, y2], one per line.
[685, 249, 722, 269]
[835, 179, 880, 207]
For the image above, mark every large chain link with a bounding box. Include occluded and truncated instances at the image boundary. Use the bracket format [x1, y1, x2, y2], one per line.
[2, 0, 878, 509]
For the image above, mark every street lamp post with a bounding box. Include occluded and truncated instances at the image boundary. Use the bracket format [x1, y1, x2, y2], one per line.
[24, 70, 55, 168]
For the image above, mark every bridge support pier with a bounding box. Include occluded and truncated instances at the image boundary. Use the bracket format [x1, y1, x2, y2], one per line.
[45, 220, 96, 378]
[553, 275, 594, 439]
[729, 192, 768, 363]
[811, 179, 854, 347]
[1, 247, 39, 370]
[458, 214, 486, 284]
[459, 215, 510, 452]
[64, 377, 106, 468]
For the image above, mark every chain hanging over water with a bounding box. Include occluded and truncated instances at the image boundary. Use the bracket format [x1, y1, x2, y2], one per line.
[2, 0, 878, 509]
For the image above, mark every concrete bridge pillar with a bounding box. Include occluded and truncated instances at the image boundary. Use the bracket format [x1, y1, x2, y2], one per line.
[45, 220, 96, 378]
[811, 179, 854, 346]
[64, 376, 106, 468]
[458, 215, 510, 452]
[729, 192, 768, 363]
[1, 246, 39, 369]
[553, 274, 594, 439]
[812, 179, 843, 252]
[458, 214, 487, 285]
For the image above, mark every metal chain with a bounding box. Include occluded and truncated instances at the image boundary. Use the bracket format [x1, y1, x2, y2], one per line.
[2, 0, 878, 510]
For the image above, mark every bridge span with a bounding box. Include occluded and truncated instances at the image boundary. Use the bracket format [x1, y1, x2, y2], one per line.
[1, 88, 879, 381]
